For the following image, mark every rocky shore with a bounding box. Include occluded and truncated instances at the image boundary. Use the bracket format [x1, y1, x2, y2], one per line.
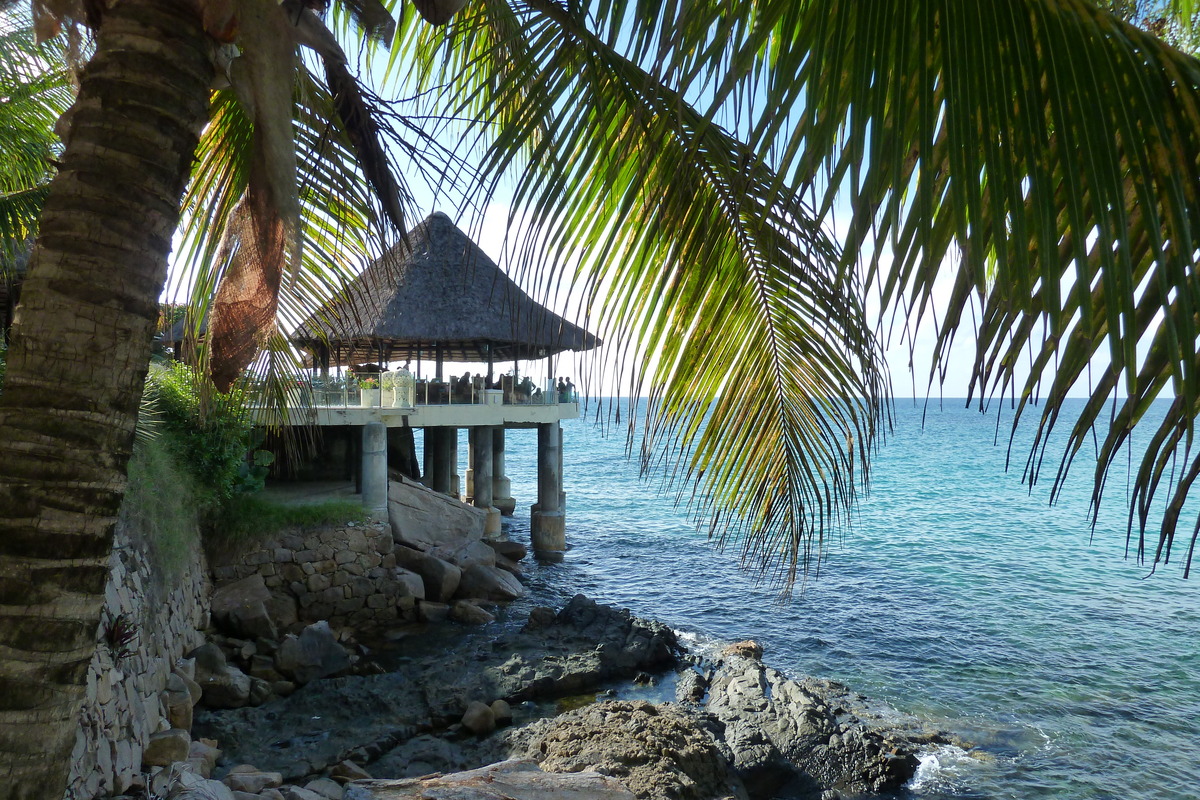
[136, 592, 954, 800]
[87, 488, 962, 800]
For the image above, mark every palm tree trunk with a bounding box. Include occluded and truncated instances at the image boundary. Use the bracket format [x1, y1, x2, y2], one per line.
[0, 2, 213, 797]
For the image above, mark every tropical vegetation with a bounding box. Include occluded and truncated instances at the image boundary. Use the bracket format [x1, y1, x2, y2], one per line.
[3, 1, 1200, 797]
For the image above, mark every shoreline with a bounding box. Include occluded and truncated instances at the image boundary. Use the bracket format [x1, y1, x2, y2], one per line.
[188, 594, 964, 800]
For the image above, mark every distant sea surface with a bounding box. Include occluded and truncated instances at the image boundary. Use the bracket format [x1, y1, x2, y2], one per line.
[473, 399, 1199, 800]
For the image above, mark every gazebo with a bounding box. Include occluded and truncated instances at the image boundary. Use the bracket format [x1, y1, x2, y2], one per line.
[288, 211, 597, 553]
[291, 211, 598, 382]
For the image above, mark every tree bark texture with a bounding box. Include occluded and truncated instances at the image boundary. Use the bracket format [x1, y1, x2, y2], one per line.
[0, 1, 213, 797]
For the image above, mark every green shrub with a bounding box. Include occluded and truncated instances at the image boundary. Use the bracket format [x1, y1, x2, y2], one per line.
[147, 361, 268, 508]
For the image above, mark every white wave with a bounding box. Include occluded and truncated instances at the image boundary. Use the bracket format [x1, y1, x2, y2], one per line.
[907, 744, 979, 794]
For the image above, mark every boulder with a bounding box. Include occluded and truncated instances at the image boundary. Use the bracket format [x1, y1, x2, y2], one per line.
[449, 599, 495, 625]
[417, 601, 450, 623]
[513, 701, 742, 800]
[456, 564, 524, 601]
[490, 699, 513, 726]
[224, 770, 284, 794]
[329, 760, 372, 784]
[141, 729, 191, 768]
[485, 539, 527, 562]
[387, 478, 487, 552]
[280, 787, 326, 800]
[720, 640, 763, 659]
[343, 759, 636, 800]
[435, 539, 495, 571]
[304, 777, 345, 800]
[391, 568, 425, 600]
[164, 673, 194, 730]
[275, 621, 351, 685]
[212, 574, 279, 640]
[393, 547, 460, 602]
[461, 700, 496, 735]
[192, 643, 252, 709]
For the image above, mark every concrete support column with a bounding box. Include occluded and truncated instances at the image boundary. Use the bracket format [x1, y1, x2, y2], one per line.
[431, 427, 457, 497]
[531, 422, 565, 555]
[492, 427, 516, 515]
[421, 428, 435, 488]
[361, 422, 388, 521]
[471, 425, 501, 537]
[465, 428, 479, 504]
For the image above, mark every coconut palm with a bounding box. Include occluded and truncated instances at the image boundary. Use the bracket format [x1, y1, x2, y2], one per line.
[2, 1, 1200, 798]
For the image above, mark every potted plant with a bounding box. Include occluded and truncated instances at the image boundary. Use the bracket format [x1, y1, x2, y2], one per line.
[358, 376, 380, 407]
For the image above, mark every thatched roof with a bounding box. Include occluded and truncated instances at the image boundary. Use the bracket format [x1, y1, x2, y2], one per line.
[292, 212, 599, 366]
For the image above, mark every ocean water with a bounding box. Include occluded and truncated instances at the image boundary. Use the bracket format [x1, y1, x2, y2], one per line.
[464, 399, 1200, 800]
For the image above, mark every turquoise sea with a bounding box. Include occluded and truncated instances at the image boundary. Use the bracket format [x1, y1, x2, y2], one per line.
[485, 399, 1199, 800]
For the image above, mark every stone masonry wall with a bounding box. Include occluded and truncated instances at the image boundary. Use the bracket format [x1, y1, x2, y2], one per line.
[211, 522, 424, 631]
[65, 520, 211, 799]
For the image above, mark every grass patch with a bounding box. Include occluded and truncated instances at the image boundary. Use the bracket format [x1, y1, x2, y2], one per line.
[207, 494, 367, 556]
[122, 436, 201, 580]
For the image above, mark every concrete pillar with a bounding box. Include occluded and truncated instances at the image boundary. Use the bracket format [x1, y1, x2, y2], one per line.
[421, 428, 435, 488]
[492, 427, 516, 515]
[471, 425, 501, 537]
[465, 428, 477, 504]
[431, 426, 457, 496]
[559, 423, 567, 513]
[531, 422, 565, 555]
[361, 422, 388, 521]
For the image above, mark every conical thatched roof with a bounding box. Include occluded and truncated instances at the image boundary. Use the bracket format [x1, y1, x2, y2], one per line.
[292, 212, 599, 367]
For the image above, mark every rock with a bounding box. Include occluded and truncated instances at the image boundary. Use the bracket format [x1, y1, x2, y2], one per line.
[304, 777, 345, 799]
[261, 790, 287, 800]
[265, 594, 299, 630]
[224, 770, 284, 794]
[513, 701, 742, 800]
[166, 770, 236, 800]
[275, 621, 351, 685]
[232, 792, 263, 800]
[456, 564, 524, 601]
[436, 539, 496, 571]
[343, 759, 636, 800]
[720, 641, 763, 659]
[279, 786, 326, 800]
[249, 677, 273, 706]
[485, 539, 527, 562]
[391, 568, 425, 600]
[141, 729, 191, 768]
[189, 739, 222, 773]
[702, 657, 920, 796]
[525, 606, 557, 628]
[450, 599, 495, 625]
[164, 674, 194, 730]
[387, 478, 487, 553]
[417, 601, 450, 623]
[249, 654, 285, 683]
[329, 760, 372, 784]
[192, 643, 253, 709]
[212, 574, 279, 640]
[490, 699, 513, 726]
[461, 700, 496, 735]
[393, 547, 460, 602]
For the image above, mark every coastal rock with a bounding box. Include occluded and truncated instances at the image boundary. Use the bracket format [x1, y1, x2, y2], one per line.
[490, 699, 513, 726]
[329, 760, 372, 783]
[436, 539, 497, 571]
[275, 621, 351, 685]
[485, 539, 527, 562]
[512, 701, 744, 800]
[223, 769, 284, 794]
[456, 564, 524, 601]
[393, 547, 460, 602]
[212, 574, 279, 641]
[304, 777, 346, 800]
[461, 701, 496, 735]
[141, 729, 191, 768]
[192, 643, 252, 709]
[703, 654, 920, 796]
[344, 759, 637, 800]
[387, 477, 486, 553]
[450, 599, 495, 625]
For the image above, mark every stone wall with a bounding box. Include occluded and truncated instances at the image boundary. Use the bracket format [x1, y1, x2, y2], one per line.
[65, 520, 211, 799]
[211, 521, 424, 630]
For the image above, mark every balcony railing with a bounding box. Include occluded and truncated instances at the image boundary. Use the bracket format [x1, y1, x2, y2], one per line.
[286, 376, 577, 410]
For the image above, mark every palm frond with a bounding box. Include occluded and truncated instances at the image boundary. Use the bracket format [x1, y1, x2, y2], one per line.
[390, 0, 890, 587]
